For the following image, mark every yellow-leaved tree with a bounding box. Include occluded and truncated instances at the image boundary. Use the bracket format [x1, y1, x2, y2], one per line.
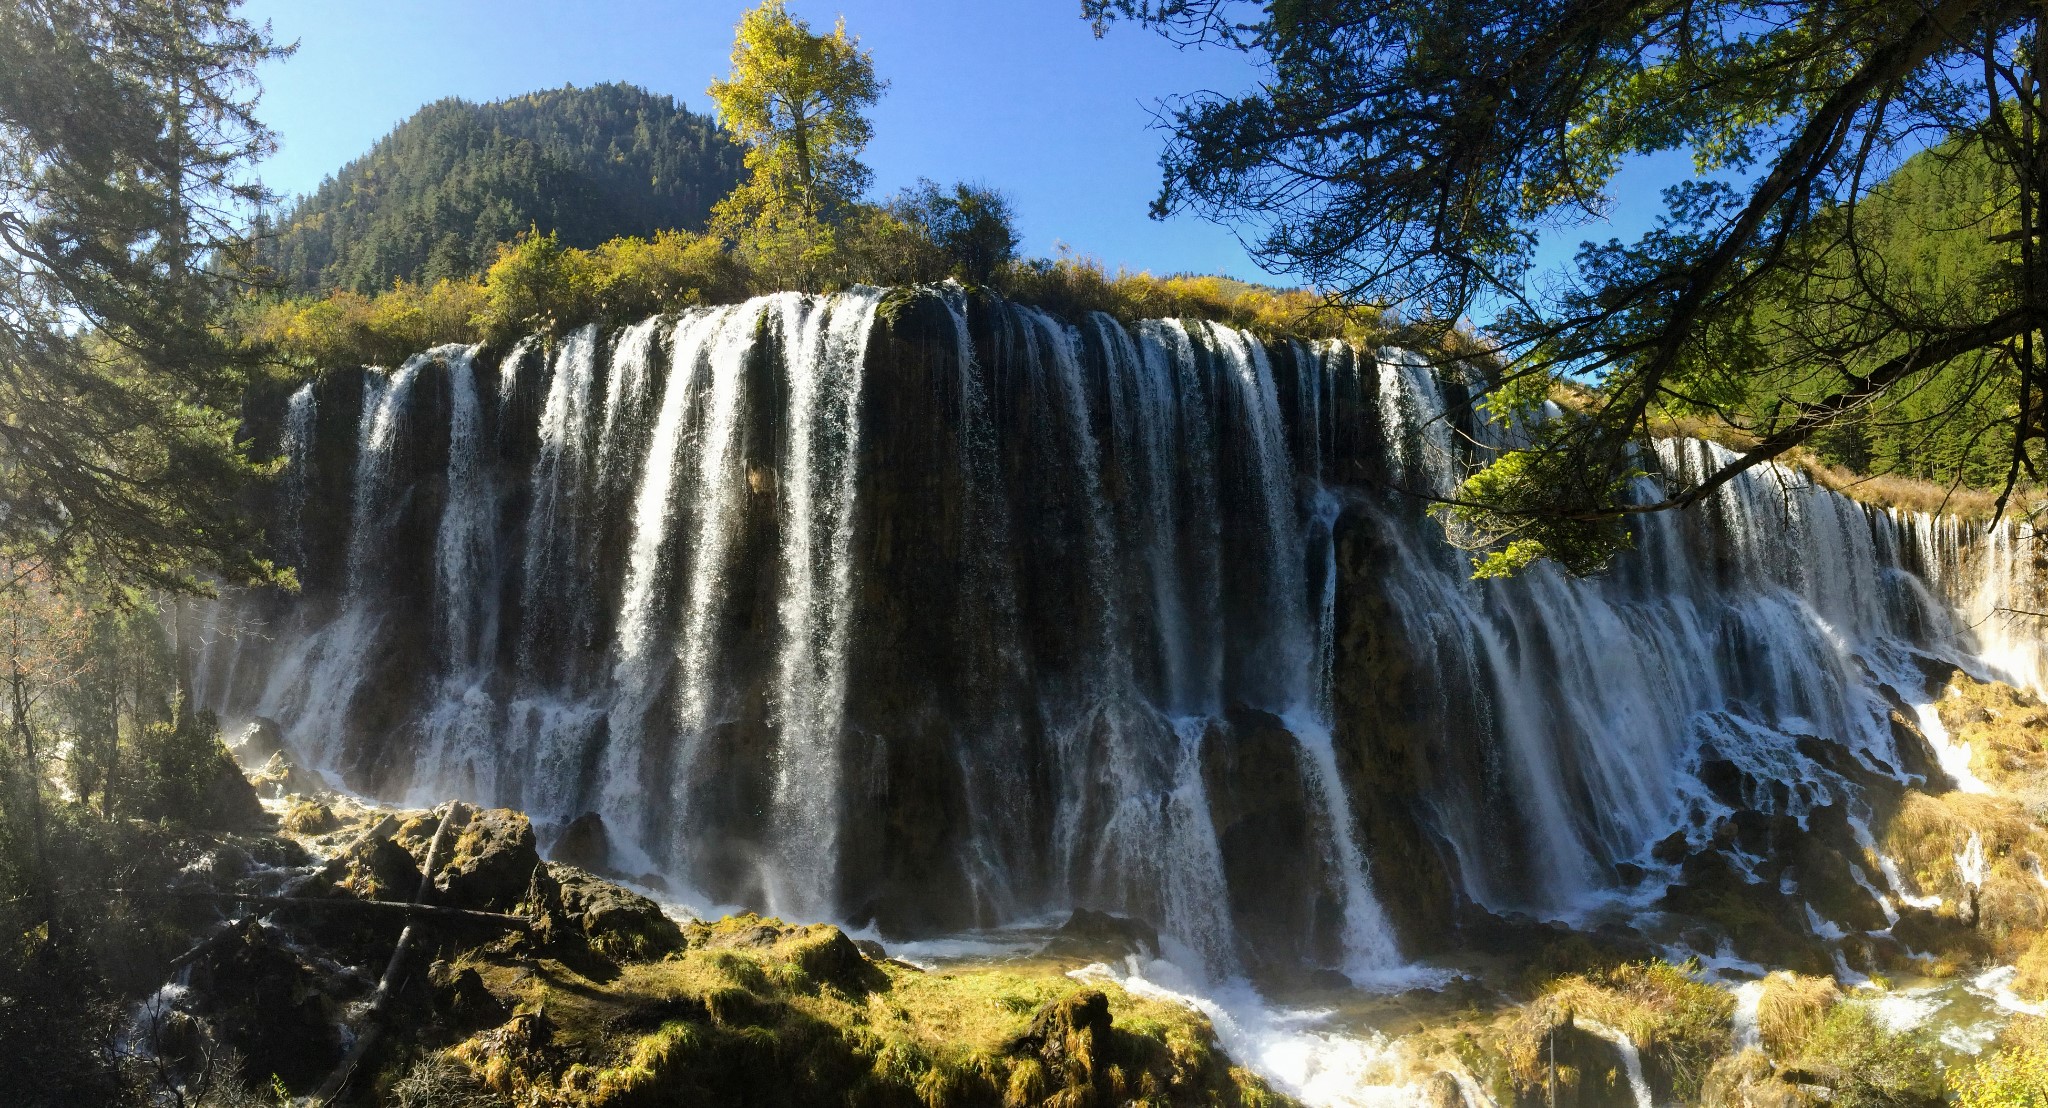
[707, 0, 886, 291]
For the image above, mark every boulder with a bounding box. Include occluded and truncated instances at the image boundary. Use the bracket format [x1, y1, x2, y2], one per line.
[228, 716, 286, 768]
[1042, 907, 1162, 960]
[1008, 989, 1115, 1093]
[280, 799, 338, 835]
[197, 747, 268, 830]
[427, 960, 507, 1030]
[248, 749, 327, 801]
[552, 811, 611, 873]
[190, 928, 348, 1090]
[540, 862, 684, 960]
[397, 803, 541, 912]
[323, 830, 423, 902]
[684, 914, 884, 994]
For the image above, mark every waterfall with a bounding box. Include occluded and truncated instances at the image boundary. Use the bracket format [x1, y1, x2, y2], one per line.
[253, 354, 426, 780]
[768, 289, 883, 918]
[613, 307, 735, 679]
[346, 358, 423, 591]
[411, 345, 501, 804]
[518, 325, 603, 672]
[433, 346, 489, 671]
[1578, 1021, 1655, 1108]
[201, 287, 2048, 986]
[280, 382, 317, 567]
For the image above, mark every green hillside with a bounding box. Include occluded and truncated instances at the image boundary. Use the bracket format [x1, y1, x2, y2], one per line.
[258, 83, 746, 293]
[1719, 138, 2020, 489]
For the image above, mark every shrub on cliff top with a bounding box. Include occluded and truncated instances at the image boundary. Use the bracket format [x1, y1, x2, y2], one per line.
[238, 226, 1407, 373]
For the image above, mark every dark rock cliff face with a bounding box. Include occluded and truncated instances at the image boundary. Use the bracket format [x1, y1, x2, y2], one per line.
[196, 285, 2040, 988]
[1200, 707, 1348, 972]
[1328, 512, 1463, 951]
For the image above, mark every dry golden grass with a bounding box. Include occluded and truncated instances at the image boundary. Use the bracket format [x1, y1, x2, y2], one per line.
[1880, 786, 2048, 962]
[1557, 399, 2035, 520]
[1800, 460, 2013, 519]
[1754, 971, 1840, 1058]
[997, 252, 1396, 345]
[1938, 673, 2048, 791]
[2013, 932, 2048, 1002]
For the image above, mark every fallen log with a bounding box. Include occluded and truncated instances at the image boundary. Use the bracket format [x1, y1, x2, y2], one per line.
[164, 916, 255, 974]
[145, 889, 533, 930]
[314, 802, 461, 1106]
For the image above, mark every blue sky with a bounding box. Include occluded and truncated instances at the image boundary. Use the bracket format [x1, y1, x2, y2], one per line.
[239, 0, 1678, 285]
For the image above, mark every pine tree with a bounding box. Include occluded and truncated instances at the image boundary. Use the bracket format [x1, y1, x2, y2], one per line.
[0, 0, 288, 591]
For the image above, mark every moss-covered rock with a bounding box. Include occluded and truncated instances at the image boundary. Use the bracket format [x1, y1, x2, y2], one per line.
[281, 798, 339, 835]
[1778, 1001, 1943, 1107]
[554, 811, 613, 873]
[397, 802, 543, 912]
[1042, 908, 1163, 961]
[1531, 962, 1733, 1105]
[1698, 1049, 1807, 1108]
[1879, 789, 2048, 961]
[1754, 971, 1840, 1059]
[248, 748, 326, 800]
[1935, 672, 2048, 790]
[227, 715, 286, 768]
[187, 927, 352, 1090]
[1656, 851, 1834, 976]
[442, 911, 1292, 1108]
[537, 863, 685, 962]
[323, 822, 424, 902]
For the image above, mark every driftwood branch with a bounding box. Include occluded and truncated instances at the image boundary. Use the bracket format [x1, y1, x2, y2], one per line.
[314, 803, 462, 1106]
[164, 917, 255, 974]
[148, 889, 533, 930]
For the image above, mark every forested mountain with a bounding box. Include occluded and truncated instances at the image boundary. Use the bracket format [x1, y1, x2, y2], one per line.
[258, 83, 745, 293]
[1760, 139, 2019, 488]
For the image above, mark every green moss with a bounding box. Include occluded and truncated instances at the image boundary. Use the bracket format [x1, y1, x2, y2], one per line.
[279, 798, 338, 835]
[442, 914, 1292, 1108]
[1784, 1001, 1943, 1108]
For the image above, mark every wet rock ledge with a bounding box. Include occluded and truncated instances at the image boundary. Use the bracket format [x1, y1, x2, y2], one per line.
[146, 777, 1292, 1108]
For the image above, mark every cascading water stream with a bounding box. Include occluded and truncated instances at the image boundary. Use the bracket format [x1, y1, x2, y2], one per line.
[346, 358, 422, 591]
[279, 383, 318, 567]
[603, 304, 747, 872]
[518, 325, 604, 672]
[1210, 322, 1399, 974]
[768, 289, 884, 918]
[432, 346, 489, 672]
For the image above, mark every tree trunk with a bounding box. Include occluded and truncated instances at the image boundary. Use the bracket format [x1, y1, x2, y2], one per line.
[10, 662, 53, 925]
